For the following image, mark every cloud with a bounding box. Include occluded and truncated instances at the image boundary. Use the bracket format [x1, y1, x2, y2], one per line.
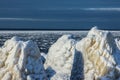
[0, 18, 67, 21]
[83, 8, 120, 11]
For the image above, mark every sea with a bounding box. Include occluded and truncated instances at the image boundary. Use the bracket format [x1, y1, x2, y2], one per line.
[0, 31, 87, 53]
[0, 31, 120, 54]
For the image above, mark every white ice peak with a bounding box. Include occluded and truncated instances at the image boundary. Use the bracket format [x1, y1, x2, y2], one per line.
[76, 27, 120, 80]
[0, 36, 47, 80]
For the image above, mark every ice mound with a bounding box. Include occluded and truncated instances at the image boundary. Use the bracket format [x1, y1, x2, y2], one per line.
[44, 28, 120, 80]
[76, 27, 120, 80]
[0, 37, 47, 80]
[44, 35, 76, 80]
[1, 27, 120, 80]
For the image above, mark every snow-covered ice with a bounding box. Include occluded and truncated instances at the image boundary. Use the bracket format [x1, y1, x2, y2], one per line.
[76, 27, 118, 80]
[0, 36, 47, 80]
[0, 27, 120, 80]
[44, 35, 76, 80]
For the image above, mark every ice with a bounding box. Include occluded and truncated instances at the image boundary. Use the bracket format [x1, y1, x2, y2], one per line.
[0, 36, 47, 80]
[0, 27, 120, 80]
[44, 35, 76, 80]
[76, 27, 120, 80]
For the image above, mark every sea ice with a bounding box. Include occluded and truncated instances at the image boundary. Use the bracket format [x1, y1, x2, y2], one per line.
[0, 36, 47, 80]
[44, 35, 76, 80]
[76, 27, 120, 80]
[0, 27, 120, 80]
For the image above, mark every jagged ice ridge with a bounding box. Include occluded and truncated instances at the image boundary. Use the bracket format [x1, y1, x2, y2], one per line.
[0, 27, 120, 80]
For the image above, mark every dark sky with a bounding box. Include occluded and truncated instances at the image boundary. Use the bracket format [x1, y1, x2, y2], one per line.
[0, 0, 120, 8]
[0, 0, 120, 30]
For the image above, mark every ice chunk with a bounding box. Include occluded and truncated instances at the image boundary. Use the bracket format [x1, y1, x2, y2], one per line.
[0, 36, 47, 80]
[45, 35, 76, 79]
[76, 27, 119, 80]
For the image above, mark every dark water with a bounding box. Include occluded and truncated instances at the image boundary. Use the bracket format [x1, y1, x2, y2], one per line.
[0, 32, 86, 53]
[0, 31, 120, 53]
[0, 9, 120, 30]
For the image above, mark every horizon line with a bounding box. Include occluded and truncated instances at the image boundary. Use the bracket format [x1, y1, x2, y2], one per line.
[0, 29, 120, 31]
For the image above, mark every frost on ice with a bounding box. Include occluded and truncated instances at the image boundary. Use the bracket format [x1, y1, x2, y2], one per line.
[0, 37, 47, 80]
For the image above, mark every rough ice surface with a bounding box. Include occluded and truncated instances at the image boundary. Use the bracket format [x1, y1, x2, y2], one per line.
[1, 27, 120, 80]
[44, 35, 77, 80]
[76, 27, 120, 80]
[45, 27, 120, 80]
[0, 36, 47, 80]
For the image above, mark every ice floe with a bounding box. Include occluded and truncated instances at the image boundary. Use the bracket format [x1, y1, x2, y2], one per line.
[0, 27, 120, 80]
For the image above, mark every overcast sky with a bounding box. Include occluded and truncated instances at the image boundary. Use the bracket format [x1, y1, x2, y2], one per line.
[0, 0, 120, 9]
[0, 0, 120, 30]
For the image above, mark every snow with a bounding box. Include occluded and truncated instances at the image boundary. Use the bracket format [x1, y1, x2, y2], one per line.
[1, 27, 120, 80]
[0, 36, 47, 80]
[76, 27, 120, 80]
[44, 35, 76, 80]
